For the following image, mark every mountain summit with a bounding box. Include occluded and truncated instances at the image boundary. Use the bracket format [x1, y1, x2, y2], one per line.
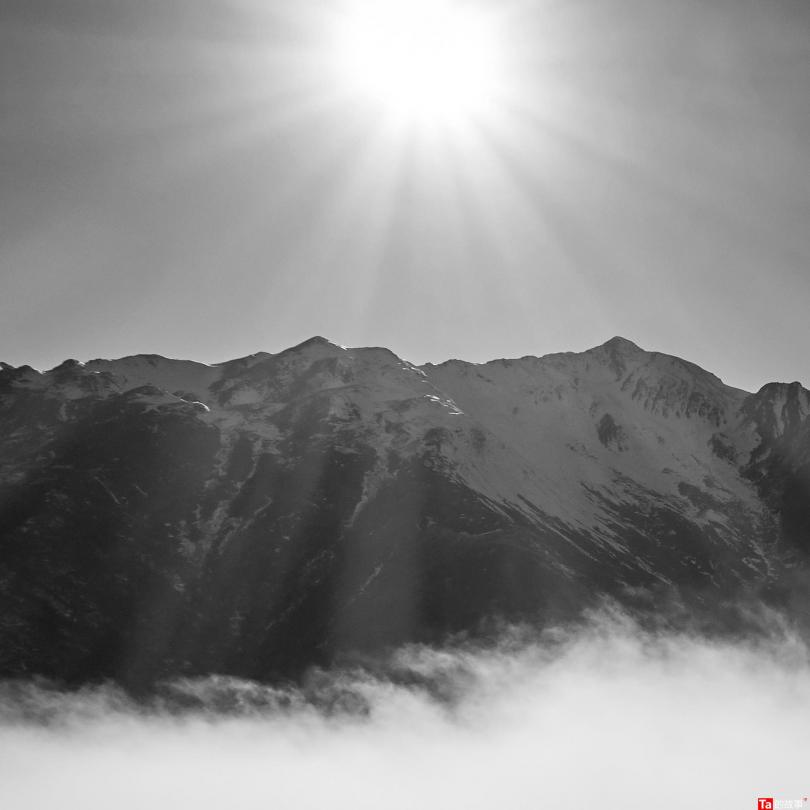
[1, 338, 808, 687]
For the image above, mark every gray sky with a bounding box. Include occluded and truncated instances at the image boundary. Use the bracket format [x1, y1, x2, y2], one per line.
[2, 0, 809, 392]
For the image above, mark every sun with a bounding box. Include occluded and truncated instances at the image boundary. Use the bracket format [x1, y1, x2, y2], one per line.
[333, 0, 502, 130]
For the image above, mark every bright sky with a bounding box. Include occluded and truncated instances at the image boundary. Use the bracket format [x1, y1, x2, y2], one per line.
[2, 0, 809, 392]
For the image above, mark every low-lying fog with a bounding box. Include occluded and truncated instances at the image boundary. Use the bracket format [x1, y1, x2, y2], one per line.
[1, 610, 808, 810]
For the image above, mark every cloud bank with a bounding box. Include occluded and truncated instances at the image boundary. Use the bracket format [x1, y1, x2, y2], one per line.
[1, 611, 808, 810]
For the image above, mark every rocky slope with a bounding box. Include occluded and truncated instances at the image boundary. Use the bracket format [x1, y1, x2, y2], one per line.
[0, 336, 807, 688]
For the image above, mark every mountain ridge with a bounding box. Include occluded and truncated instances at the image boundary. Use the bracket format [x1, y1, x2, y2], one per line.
[0, 335, 763, 390]
[1, 336, 808, 689]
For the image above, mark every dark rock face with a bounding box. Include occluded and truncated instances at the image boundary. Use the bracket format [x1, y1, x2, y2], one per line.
[596, 414, 628, 451]
[0, 393, 220, 687]
[0, 338, 808, 689]
[741, 383, 810, 555]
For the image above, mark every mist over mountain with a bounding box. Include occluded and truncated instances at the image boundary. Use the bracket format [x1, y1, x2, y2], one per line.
[3, 610, 809, 810]
[1, 336, 809, 690]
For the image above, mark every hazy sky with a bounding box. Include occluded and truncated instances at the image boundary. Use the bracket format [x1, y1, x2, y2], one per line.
[2, 0, 809, 391]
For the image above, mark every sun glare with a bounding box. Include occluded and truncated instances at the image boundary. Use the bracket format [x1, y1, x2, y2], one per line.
[334, 0, 502, 130]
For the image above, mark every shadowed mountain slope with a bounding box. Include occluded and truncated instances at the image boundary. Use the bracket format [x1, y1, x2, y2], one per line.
[1, 337, 808, 688]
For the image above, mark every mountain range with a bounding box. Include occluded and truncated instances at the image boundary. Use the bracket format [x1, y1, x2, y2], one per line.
[1, 336, 808, 689]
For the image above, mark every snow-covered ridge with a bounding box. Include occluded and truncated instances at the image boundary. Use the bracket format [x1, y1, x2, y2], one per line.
[2, 335, 808, 574]
[0, 336, 763, 399]
[419, 337, 770, 534]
